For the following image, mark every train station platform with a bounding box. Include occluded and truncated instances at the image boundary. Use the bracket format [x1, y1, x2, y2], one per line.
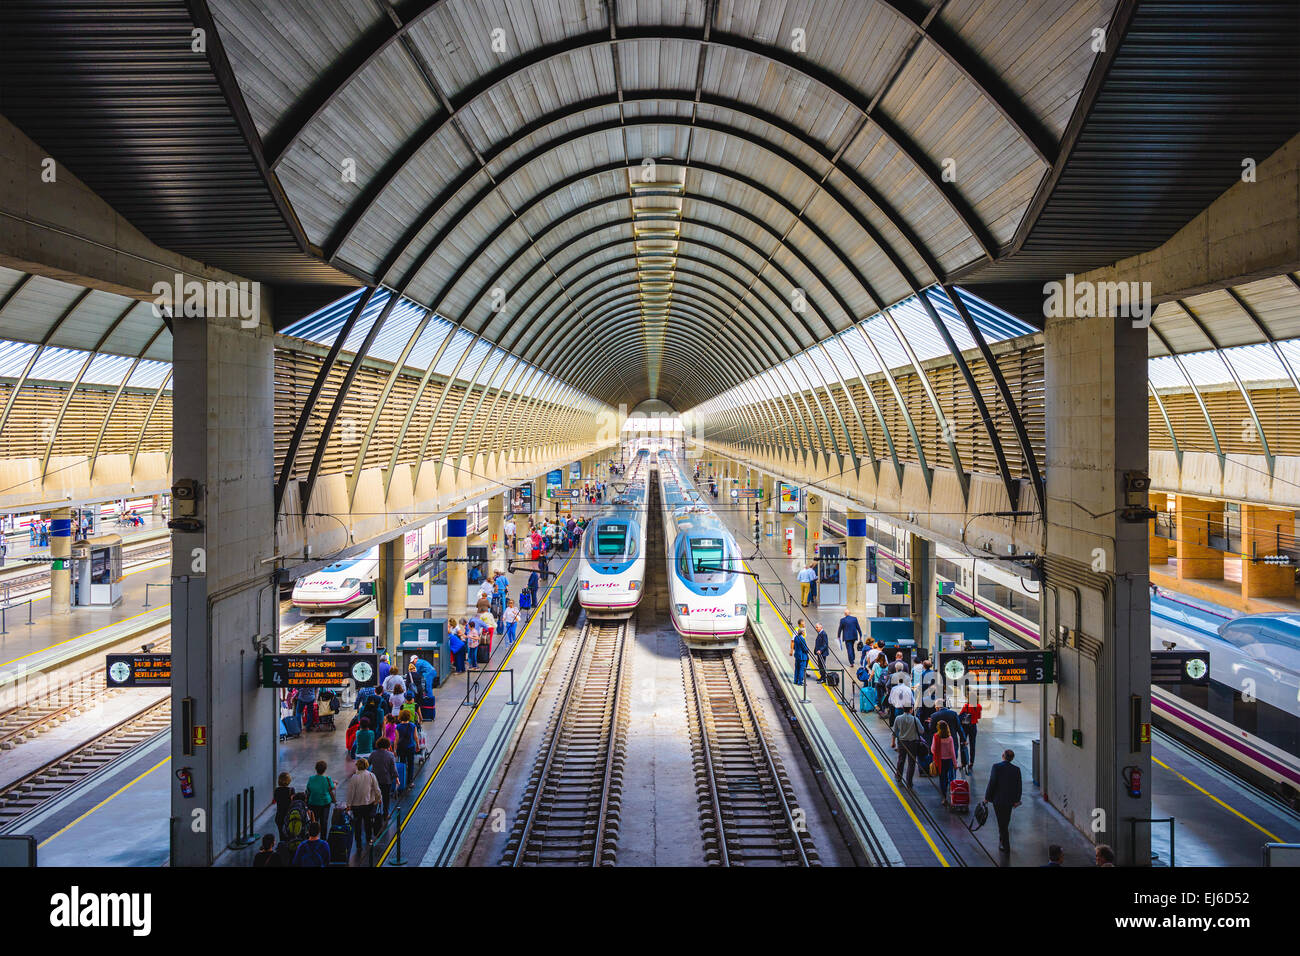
[713, 487, 1300, 866]
[0, 558, 170, 678]
[0, 515, 168, 570]
[219, 525, 585, 866]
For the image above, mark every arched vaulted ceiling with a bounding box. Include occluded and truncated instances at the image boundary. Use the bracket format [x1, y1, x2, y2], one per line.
[202, 0, 1116, 408]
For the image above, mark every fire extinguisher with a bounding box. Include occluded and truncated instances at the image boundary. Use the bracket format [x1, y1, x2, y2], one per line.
[176, 766, 195, 799]
[1122, 765, 1142, 799]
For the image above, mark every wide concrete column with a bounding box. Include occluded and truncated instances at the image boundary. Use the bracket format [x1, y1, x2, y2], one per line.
[376, 535, 405, 652]
[49, 507, 72, 615]
[170, 303, 277, 867]
[1043, 306, 1152, 866]
[488, 491, 506, 571]
[807, 493, 824, 556]
[447, 510, 468, 621]
[908, 533, 937, 658]
[1241, 504, 1294, 599]
[1176, 495, 1224, 579]
[1148, 492, 1169, 563]
[151, 494, 165, 521]
[845, 508, 867, 619]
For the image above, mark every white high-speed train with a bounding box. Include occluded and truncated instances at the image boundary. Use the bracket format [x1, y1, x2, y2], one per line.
[292, 503, 488, 617]
[579, 449, 651, 617]
[819, 507, 1300, 805]
[659, 450, 747, 649]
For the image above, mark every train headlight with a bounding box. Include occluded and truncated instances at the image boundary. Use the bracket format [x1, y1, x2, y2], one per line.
[675, 603, 689, 616]
[735, 604, 747, 616]
[580, 580, 590, 590]
[628, 581, 640, 591]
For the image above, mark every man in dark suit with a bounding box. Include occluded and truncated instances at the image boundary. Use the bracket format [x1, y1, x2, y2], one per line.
[984, 749, 1022, 853]
[837, 612, 862, 667]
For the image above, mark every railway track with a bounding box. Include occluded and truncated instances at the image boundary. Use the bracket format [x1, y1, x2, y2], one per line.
[0, 699, 170, 831]
[503, 619, 632, 866]
[279, 618, 327, 653]
[684, 647, 819, 866]
[0, 625, 171, 751]
[0, 540, 170, 602]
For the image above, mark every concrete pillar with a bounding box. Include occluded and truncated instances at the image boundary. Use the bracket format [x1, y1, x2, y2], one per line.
[376, 535, 405, 653]
[1176, 495, 1224, 580]
[151, 494, 165, 521]
[488, 492, 506, 571]
[807, 493, 824, 557]
[49, 507, 72, 615]
[1148, 492, 1169, 564]
[1241, 504, 1294, 599]
[1043, 305, 1151, 866]
[908, 533, 937, 659]
[170, 301, 276, 867]
[845, 508, 867, 619]
[447, 510, 468, 622]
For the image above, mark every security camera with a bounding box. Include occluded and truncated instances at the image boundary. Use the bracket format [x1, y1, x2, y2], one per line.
[1161, 640, 1176, 651]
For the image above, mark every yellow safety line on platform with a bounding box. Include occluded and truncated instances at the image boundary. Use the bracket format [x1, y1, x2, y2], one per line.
[376, 555, 573, 866]
[38, 754, 171, 849]
[751, 574, 950, 867]
[1152, 755, 1281, 842]
[1, 602, 167, 669]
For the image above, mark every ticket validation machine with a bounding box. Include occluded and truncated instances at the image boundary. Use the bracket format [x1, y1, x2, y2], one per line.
[72, 534, 123, 607]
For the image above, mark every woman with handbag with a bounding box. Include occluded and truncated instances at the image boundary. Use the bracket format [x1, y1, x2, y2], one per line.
[931, 723, 957, 806]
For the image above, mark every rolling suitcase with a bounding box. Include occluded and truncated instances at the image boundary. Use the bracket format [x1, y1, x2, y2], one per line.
[396, 760, 407, 792]
[280, 714, 302, 739]
[328, 811, 352, 863]
[825, 671, 840, 690]
[419, 698, 436, 721]
[948, 778, 970, 812]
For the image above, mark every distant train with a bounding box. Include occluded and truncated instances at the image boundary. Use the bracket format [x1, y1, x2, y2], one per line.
[579, 450, 651, 618]
[819, 508, 1300, 804]
[659, 450, 747, 649]
[291, 503, 488, 617]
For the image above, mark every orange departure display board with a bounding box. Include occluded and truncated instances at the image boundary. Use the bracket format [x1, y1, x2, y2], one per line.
[106, 654, 171, 688]
[261, 653, 379, 689]
[939, 650, 1054, 686]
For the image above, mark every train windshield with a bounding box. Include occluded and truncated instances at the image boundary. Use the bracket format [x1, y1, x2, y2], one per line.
[690, 538, 727, 575]
[586, 521, 636, 561]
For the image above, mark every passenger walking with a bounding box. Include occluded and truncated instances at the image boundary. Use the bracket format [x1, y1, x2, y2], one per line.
[466, 625, 480, 669]
[305, 761, 336, 837]
[290, 822, 331, 867]
[984, 749, 1023, 854]
[792, 627, 811, 686]
[352, 718, 375, 760]
[806, 563, 818, 605]
[813, 623, 830, 682]
[395, 711, 419, 789]
[503, 600, 519, 644]
[959, 698, 982, 772]
[253, 834, 282, 867]
[930, 723, 957, 806]
[273, 772, 294, 838]
[796, 564, 815, 606]
[527, 569, 540, 610]
[886, 663, 915, 723]
[837, 610, 862, 667]
[368, 737, 398, 820]
[891, 705, 925, 788]
[344, 757, 381, 857]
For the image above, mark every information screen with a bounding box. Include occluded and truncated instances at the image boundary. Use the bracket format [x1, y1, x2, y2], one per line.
[939, 650, 1054, 686]
[1151, 650, 1210, 686]
[106, 653, 171, 688]
[777, 481, 800, 514]
[261, 653, 380, 689]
